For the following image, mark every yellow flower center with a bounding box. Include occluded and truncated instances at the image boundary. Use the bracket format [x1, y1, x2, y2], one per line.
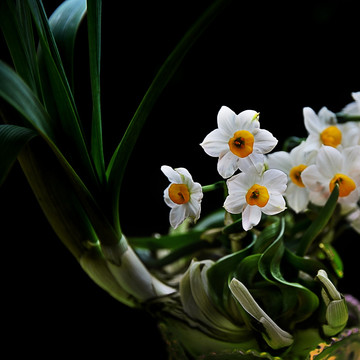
[320, 126, 342, 147]
[246, 184, 269, 207]
[228, 130, 254, 158]
[289, 164, 307, 188]
[329, 173, 356, 197]
[169, 184, 190, 204]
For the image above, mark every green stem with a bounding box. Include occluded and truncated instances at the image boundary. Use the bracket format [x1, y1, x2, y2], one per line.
[202, 181, 225, 193]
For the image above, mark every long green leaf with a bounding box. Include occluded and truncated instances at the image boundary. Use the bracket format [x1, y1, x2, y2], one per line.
[0, 0, 42, 96]
[27, 0, 97, 186]
[296, 184, 339, 256]
[106, 0, 231, 232]
[0, 125, 37, 185]
[49, 0, 87, 90]
[0, 61, 120, 247]
[0, 61, 54, 138]
[207, 236, 256, 310]
[258, 219, 319, 326]
[87, 0, 105, 182]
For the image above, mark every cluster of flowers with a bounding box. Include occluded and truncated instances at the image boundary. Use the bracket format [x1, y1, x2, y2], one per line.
[162, 92, 360, 232]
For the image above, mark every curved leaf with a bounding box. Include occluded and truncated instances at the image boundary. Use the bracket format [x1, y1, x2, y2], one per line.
[296, 184, 339, 256]
[0, 125, 37, 185]
[258, 218, 319, 326]
[86, 0, 105, 182]
[49, 0, 87, 89]
[0, 60, 54, 138]
[27, 0, 97, 185]
[0, 0, 41, 96]
[207, 236, 256, 310]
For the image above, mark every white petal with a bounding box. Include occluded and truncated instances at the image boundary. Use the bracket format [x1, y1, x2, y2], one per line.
[169, 206, 186, 229]
[286, 184, 309, 213]
[200, 129, 229, 157]
[163, 185, 176, 208]
[316, 146, 342, 178]
[267, 151, 292, 173]
[342, 146, 360, 176]
[238, 153, 265, 173]
[339, 191, 360, 208]
[189, 182, 203, 201]
[262, 169, 287, 194]
[318, 106, 336, 124]
[342, 101, 360, 116]
[242, 205, 262, 231]
[186, 199, 201, 222]
[303, 107, 323, 134]
[175, 167, 193, 182]
[262, 193, 286, 215]
[224, 191, 247, 214]
[308, 189, 329, 206]
[217, 150, 239, 178]
[217, 106, 237, 136]
[236, 110, 259, 131]
[301, 165, 327, 192]
[161, 165, 182, 183]
[228, 168, 260, 191]
[253, 129, 278, 154]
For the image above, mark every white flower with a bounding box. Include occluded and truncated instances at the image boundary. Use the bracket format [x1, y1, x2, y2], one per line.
[346, 206, 360, 234]
[161, 165, 203, 229]
[303, 106, 359, 150]
[301, 145, 360, 207]
[224, 165, 287, 231]
[267, 142, 317, 213]
[342, 91, 360, 116]
[200, 106, 278, 178]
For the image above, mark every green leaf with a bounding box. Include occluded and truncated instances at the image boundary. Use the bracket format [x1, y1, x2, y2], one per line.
[0, 61, 120, 247]
[86, 0, 105, 182]
[296, 184, 339, 256]
[106, 0, 232, 232]
[0, 60, 54, 139]
[0, 125, 37, 185]
[258, 218, 319, 326]
[0, 0, 42, 96]
[229, 278, 294, 350]
[49, 0, 87, 90]
[17, 138, 98, 260]
[207, 236, 256, 310]
[27, 0, 97, 185]
[253, 216, 282, 253]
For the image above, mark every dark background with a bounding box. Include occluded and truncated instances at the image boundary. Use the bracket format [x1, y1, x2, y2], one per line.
[1, 0, 359, 358]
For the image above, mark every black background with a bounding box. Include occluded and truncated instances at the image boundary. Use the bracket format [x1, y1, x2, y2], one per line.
[1, 0, 360, 358]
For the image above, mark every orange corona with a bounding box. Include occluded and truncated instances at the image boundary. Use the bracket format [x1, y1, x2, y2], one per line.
[246, 184, 269, 207]
[320, 126, 342, 147]
[289, 164, 307, 187]
[329, 173, 356, 197]
[169, 184, 190, 204]
[228, 130, 254, 158]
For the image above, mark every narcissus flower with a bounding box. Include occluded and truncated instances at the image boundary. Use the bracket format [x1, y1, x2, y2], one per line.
[224, 165, 287, 231]
[200, 106, 278, 178]
[342, 91, 360, 117]
[267, 141, 317, 213]
[301, 145, 360, 206]
[303, 106, 359, 150]
[161, 165, 203, 229]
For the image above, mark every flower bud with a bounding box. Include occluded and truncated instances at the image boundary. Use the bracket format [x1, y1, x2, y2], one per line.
[229, 278, 294, 350]
[316, 270, 348, 337]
